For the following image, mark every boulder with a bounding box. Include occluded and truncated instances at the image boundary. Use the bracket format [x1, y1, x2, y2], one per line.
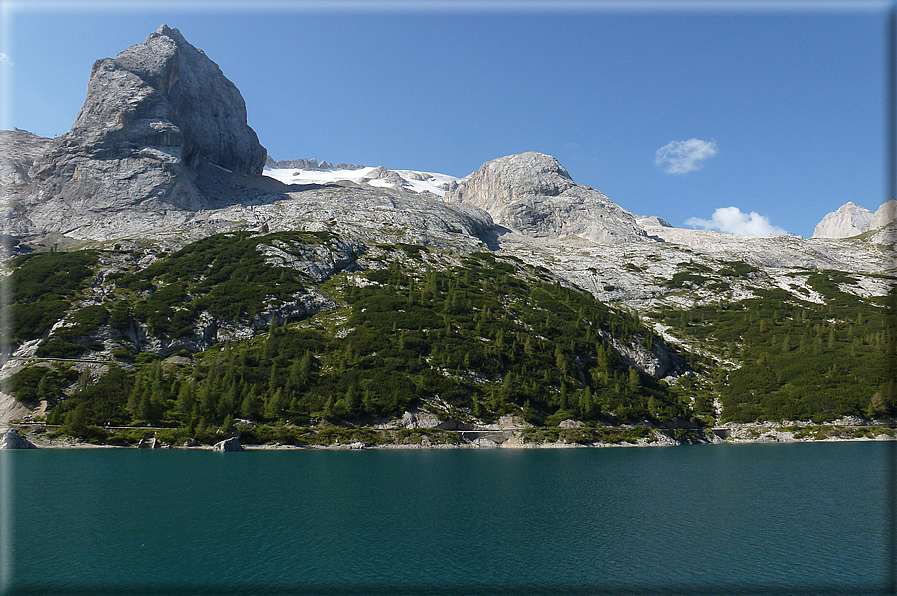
[212, 437, 242, 452]
[598, 329, 685, 379]
[0, 428, 37, 449]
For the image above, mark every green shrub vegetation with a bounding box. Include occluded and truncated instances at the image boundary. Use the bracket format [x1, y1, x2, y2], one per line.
[653, 276, 895, 422]
[717, 260, 759, 278]
[7, 250, 97, 341]
[35, 339, 88, 358]
[8, 365, 79, 403]
[119, 231, 341, 337]
[41, 246, 690, 434]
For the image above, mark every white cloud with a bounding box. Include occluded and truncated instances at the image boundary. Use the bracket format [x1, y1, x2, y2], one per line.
[685, 206, 789, 237]
[0, 53, 11, 66]
[654, 138, 718, 174]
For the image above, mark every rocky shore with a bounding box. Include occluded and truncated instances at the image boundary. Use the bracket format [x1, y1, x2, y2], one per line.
[4, 418, 894, 451]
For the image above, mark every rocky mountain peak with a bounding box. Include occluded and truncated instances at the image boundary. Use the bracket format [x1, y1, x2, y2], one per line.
[812, 202, 874, 239]
[13, 25, 269, 240]
[445, 152, 645, 244]
[462, 152, 576, 202]
[870, 199, 897, 229]
[73, 23, 265, 175]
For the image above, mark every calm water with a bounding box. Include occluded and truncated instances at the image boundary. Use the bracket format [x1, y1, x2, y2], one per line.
[1, 442, 894, 595]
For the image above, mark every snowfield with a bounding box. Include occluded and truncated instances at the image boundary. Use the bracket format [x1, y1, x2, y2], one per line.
[263, 165, 460, 197]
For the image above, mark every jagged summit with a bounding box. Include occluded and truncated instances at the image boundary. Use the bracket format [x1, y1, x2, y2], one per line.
[76, 24, 266, 175]
[9, 25, 267, 240]
[637, 215, 672, 228]
[266, 156, 364, 171]
[0, 26, 499, 245]
[812, 200, 897, 241]
[445, 152, 646, 244]
[812, 202, 873, 239]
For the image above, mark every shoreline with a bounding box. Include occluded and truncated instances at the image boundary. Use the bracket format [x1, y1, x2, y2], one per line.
[8, 422, 896, 451]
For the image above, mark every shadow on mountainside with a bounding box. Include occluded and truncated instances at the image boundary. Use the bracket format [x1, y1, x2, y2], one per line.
[479, 226, 514, 251]
[194, 161, 347, 209]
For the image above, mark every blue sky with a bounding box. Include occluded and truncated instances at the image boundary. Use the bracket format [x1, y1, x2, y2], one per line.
[0, 1, 890, 237]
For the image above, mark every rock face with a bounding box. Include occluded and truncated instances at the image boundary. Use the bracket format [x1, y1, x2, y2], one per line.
[597, 330, 684, 379]
[812, 202, 874, 238]
[445, 152, 646, 244]
[0, 130, 54, 187]
[83, 24, 265, 175]
[0, 428, 37, 449]
[212, 437, 242, 451]
[637, 215, 672, 228]
[870, 199, 897, 230]
[15, 24, 266, 239]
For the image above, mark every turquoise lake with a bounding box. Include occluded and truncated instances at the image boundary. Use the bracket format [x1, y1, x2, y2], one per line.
[1, 441, 894, 595]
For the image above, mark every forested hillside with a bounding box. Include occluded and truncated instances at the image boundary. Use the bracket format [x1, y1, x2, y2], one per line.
[652, 275, 896, 423]
[6, 233, 697, 443]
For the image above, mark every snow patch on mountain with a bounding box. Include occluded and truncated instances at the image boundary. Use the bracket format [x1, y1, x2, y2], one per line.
[263, 165, 459, 197]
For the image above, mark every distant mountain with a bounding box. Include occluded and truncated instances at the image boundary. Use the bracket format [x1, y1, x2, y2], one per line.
[265, 157, 364, 171]
[813, 202, 874, 238]
[812, 200, 897, 240]
[636, 216, 672, 228]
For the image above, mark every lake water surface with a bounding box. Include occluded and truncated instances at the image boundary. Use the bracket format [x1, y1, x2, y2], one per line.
[1, 441, 894, 595]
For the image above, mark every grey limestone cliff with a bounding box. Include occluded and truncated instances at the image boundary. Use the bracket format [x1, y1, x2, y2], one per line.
[0, 130, 54, 187]
[812, 202, 874, 239]
[870, 199, 897, 231]
[812, 200, 897, 243]
[12, 25, 266, 239]
[445, 152, 646, 244]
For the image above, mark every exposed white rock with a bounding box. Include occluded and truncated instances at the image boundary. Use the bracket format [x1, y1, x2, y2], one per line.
[212, 437, 242, 451]
[398, 408, 441, 429]
[445, 152, 646, 244]
[471, 436, 499, 448]
[868, 200, 897, 244]
[137, 436, 161, 449]
[0, 130, 54, 186]
[0, 428, 37, 449]
[812, 202, 873, 238]
[870, 199, 897, 230]
[636, 215, 672, 228]
[597, 329, 684, 379]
